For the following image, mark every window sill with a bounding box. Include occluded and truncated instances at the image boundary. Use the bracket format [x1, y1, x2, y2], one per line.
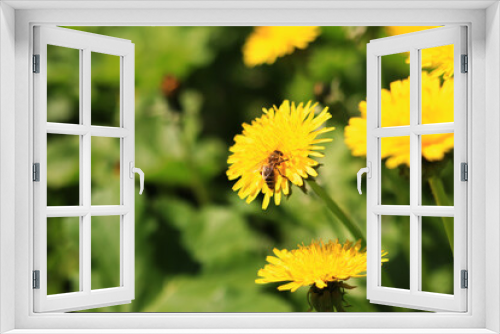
[4, 329, 498, 334]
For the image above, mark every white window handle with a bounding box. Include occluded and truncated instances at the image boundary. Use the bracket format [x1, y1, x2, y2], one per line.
[129, 162, 144, 195]
[357, 162, 371, 195]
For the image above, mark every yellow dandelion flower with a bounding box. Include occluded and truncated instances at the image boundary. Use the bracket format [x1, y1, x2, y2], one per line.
[420, 44, 454, 79]
[386, 26, 454, 79]
[345, 72, 454, 168]
[256, 239, 389, 292]
[243, 26, 320, 67]
[227, 100, 335, 209]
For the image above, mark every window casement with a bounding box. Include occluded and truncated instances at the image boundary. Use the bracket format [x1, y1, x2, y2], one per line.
[2, 3, 495, 334]
[33, 26, 138, 312]
[365, 26, 468, 312]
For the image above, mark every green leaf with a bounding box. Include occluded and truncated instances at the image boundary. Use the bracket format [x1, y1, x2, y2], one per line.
[144, 266, 293, 312]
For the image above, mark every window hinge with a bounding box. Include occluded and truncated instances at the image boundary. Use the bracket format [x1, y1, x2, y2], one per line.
[461, 270, 468, 289]
[33, 163, 40, 182]
[33, 270, 40, 289]
[461, 162, 468, 181]
[33, 54, 40, 73]
[461, 54, 468, 73]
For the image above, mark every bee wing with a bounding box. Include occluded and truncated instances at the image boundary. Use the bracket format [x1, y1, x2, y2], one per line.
[248, 157, 268, 174]
[261, 165, 274, 178]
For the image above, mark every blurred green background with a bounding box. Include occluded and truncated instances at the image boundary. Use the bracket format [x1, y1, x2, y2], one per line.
[45, 26, 454, 312]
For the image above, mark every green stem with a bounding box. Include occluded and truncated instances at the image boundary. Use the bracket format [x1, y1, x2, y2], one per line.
[428, 175, 454, 252]
[306, 179, 366, 246]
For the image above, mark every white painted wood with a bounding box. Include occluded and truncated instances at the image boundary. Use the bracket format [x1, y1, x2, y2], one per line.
[366, 26, 468, 312]
[40, 26, 132, 56]
[452, 26, 468, 312]
[485, 3, 500, 333]
[409, 45, 420, 296]
[90, 206, 131, 216]
[90, 126, 130, 138]
[366, 29, 379, 306]
[121, 40, 136, 300]
[372, 126, 411, 138]
[46, 123, 130, 137]
[81, 47, 92, 298]
[3, 0, 497, 10]
[8, 5, 489, 333]
[46, 207, 88, 217]
[33, 26, 135, 313]
[46, 206, 130, 217]
[0, 2, 17, 333]
[33, 24, 49, 314]
[371, 122, 454, 138]
[371, 205, 454, 217]
[412, 123, 455, 135]
[1, 329, 498, 334]
[411, 206, 455, 217]
[0, 330, 498, 334]
[371, 205, 411, 215]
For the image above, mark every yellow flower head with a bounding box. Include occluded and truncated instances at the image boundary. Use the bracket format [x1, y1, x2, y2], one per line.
[344, 72, 454, 168]
[256, 239, 388, 292]
[420, 44, 454, 79]
[243, 26, 320, 67]
[386, 26, 454, 79]
[227, 100, 334, 209]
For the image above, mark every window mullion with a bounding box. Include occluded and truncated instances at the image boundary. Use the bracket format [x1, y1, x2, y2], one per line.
[81, 48, 92, 294]
[409, 47, 421, 294]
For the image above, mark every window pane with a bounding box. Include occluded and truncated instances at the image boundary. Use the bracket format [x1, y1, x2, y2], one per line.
[421, 133, 454, 206]
[421, 216, 454, 294]
[91, 216, 121, 290]
[91, 52, 121, 127]
[381, 136, 410, 205]
[381, 215, 410, 290]
[47, 45, 80, 124]
[91, 137, 121, 205]
[381, 52, 410, 127]
[47, 134, 80, 206]
[47, 217, 80, 295]
[421, 45, 454, 124]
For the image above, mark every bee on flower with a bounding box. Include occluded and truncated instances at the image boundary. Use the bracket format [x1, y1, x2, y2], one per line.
[226, 100, 335, 209]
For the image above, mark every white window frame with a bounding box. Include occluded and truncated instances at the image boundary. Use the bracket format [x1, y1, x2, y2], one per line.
[0, 1, 499, 334]
[366, 26, 468, 312]
[33, 26, 136, 313]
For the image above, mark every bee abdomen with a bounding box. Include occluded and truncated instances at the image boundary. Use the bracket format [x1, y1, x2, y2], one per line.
[265, 178, 275, 192]
[262, 165, 276, 192]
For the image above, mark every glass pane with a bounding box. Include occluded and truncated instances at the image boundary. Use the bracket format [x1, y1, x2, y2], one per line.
[91, 216, 121, 290]
[381, 52, 410, 127]
[91, 137, 121, 205]
[91, 52, 121, 127]
[421, 216, 454, 294]
[47, 45, 80, 124]
[47, 134, 80, 206]
[381, 215, 410, 290]
[47, 217, 80, 295]
[421, 45, 454, 125]
[381, 136, 410, 205]
[421, 133, 454, 206]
